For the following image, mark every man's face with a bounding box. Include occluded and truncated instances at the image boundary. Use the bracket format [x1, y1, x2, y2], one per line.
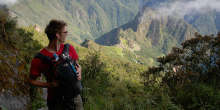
[57, 26, 68, 43]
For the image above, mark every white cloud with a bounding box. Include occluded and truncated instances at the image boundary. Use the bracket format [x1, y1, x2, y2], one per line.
[0, 0, 17, 5]
[156, 0, 220, 17]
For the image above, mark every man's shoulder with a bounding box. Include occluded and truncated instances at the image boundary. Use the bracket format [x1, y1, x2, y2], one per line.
[38, 48, 53, 57]
[32, 48, 52, 62]
[64, 43, 76, 51]
[64, 43, 74, 47]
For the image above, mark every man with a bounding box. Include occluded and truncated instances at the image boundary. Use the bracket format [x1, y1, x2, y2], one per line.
[29, 19, 83, 110]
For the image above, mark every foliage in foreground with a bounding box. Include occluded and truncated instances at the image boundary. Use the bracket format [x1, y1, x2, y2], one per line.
[143, 33, 220, 110]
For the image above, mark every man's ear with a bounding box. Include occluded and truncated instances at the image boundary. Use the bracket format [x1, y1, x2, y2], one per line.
[56, 33, 60, 39]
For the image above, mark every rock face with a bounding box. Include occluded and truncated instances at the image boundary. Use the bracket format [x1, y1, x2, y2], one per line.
[0, 50, 32, 110]
[0, 92, 30, 110]
[96, 8, 196, 54]
[9, 0, 140, 43]
[96, 0, 220, 49]
[0, 7, 48, 110]
[94, 6, 197, 67]
[142, 0, 220, 35]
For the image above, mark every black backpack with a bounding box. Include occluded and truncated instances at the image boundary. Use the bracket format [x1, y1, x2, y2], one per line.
[34, 44, 82, 98]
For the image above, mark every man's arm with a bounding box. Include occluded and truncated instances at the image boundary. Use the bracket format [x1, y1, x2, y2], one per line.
[75, 60, 82, 80]
[29, 78, 58, 88]
[30, 58, 58, 88]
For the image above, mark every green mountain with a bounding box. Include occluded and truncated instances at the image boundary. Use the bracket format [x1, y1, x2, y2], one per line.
[95, 8, 196, 64]
[9, 0, 220, 44]
[95, 0, 220, 63]
[9, 0, 140, 43]
[184, 11, 220, 35]
[142, 0, 220, 35]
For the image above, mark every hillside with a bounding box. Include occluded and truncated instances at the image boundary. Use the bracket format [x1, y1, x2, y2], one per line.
[96, 8, 196, 64]
[95, 0, 220, 65]
[184, 10, 220, 35]
[143, 33, 220, 110]
[143, 0, 220, 35]
[0, 8, 45, 110]
[9, 0, 140, 43]
[9, 0, 220, 43]
[0, 8, 149, 110]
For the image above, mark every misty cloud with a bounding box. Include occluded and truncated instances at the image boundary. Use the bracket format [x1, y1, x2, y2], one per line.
[156, 0, 220, 17]
[0, 0, 17, 5]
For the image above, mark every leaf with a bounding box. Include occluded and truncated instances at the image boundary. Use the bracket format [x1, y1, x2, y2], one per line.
[18, 63, 25, 73]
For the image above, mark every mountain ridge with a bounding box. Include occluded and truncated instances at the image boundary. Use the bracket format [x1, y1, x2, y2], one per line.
[9, 0, 140, 43]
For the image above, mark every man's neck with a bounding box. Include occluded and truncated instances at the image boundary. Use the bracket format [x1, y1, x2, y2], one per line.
[46, 40, 61, 53]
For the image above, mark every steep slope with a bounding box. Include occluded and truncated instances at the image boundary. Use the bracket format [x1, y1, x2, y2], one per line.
[96, 8, 196, 63]
[0, 8, 45, 110]
[143, 0, 220, 35]
[9, 0, 140, 43]
[0, 7, 149, 110]
[184, 11, 220, 35]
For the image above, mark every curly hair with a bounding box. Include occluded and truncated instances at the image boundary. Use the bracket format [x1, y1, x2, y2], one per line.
[45, 19, 67, 42]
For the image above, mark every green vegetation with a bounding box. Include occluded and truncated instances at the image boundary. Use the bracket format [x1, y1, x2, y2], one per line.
[96, 9, 196, 66]
[143, 33, 220, 109]
[185, 11, 219, 35]
[0, 8, 45, 110]
[80, 50, 147, 109]
[10, 0, 140, 43]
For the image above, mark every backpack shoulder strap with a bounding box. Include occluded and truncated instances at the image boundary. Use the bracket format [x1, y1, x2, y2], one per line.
[34, 53, 53, 79]
[63, 43, 70, 55]
[34, 52, 52, 64]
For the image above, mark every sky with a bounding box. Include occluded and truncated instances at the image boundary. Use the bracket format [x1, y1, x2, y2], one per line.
[0, 0, 17, 5]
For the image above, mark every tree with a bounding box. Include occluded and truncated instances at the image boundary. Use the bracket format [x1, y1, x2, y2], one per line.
[143, 33, 220, 109]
